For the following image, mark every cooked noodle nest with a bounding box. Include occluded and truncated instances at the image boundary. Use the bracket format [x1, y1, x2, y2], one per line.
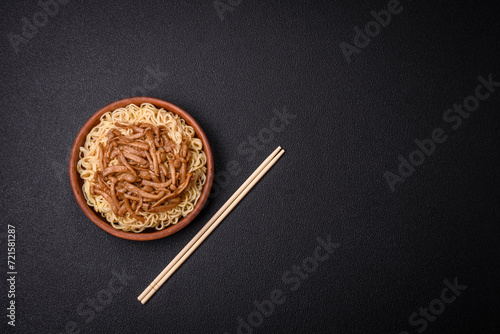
[77, 103, 207, 233]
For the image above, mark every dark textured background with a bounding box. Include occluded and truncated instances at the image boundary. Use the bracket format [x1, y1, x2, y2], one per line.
[1, 0, 499, 333]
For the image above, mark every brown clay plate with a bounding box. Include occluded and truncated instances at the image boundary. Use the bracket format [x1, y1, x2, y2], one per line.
[69, 97, 214, 241]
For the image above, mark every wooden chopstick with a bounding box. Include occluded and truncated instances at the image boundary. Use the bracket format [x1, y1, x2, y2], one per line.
[138, 147, 285, 304]
[137, 146, 282, 301]
[140, 148, 285, 303]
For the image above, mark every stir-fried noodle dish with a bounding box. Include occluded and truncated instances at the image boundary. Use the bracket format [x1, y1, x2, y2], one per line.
[77, 103, 207, 233]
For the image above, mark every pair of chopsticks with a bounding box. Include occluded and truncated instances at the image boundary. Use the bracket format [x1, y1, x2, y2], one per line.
[138, 146, 285, 304]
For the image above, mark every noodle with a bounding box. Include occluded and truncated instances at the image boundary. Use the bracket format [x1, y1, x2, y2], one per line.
[77, 103, 207, 233]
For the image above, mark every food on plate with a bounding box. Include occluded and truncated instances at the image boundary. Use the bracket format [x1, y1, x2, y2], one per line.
[77, 103, 207, 232]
